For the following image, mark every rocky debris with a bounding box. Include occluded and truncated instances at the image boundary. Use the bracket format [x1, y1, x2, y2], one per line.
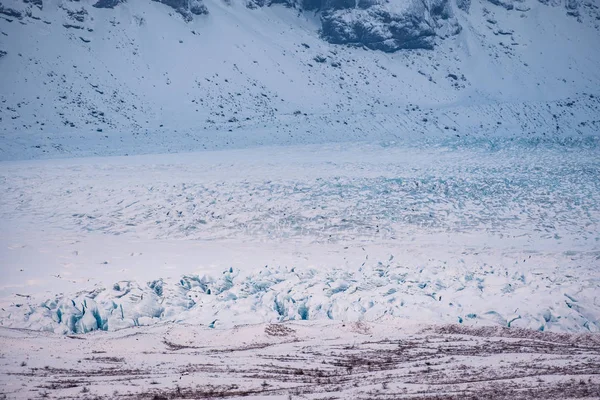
[565, 0, 580, 16]
[539, 0, 600, 23]
[302, 0, 356, 10]
[63, 23, 83, 29]
[189, 0, 207, 15]
[457, 0, 471, 12]
[246, 0, 269, 8]
[537, 0, 561, 5]
[153, 0, 208, 21]
[538, 0, 584, 18]
[64, 7, 88, 22]
[0, 49, 6, 58]
[487, 0, 514, 10]
[0, 3, 23, 18]
[565, 0, 580, 9]
[93, 0, 123, 9]
[23, 0, 42, 10]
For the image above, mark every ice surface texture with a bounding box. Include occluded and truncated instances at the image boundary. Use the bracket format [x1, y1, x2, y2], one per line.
[2, 139, 598, 243]
[3, 258, 598, 334]
[1, 141, 598, 334]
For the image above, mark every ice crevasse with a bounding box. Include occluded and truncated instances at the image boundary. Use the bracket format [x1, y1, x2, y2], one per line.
[1, 262, 598, 334]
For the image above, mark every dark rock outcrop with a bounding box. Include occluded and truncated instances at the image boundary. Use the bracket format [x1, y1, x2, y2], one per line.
[189, 0, 208, 15]
[320, 0, 460, 51]
[537, 0, 591, 20]
[64, 7, 88, 22]
[93, 0, 123, 9]
[0, 3, 23, 18]
[537, 0, 561, 6]
[153, 0, 208, 21]
[245, 0, 459, 51]
[456, 0, 471, 12]
[23, 0, 43, 10]
[302, 0, 356, 10]
[565, 0, 580, 16]
[321, 8, 437, 51]
[487, 0, 514, 10]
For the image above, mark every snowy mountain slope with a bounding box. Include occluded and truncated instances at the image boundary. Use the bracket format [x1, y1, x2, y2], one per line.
[0, 0, 599, 159]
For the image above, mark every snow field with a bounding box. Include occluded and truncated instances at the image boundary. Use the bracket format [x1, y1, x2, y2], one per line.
[1, 140, 598, 334]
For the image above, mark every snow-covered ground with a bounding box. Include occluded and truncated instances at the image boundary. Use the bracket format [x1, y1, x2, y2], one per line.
[1, 321, 599, 399]
[1, 140, 599, 337]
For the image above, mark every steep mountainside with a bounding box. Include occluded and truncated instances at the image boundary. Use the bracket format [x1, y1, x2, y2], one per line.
[0, 0, 599, 159]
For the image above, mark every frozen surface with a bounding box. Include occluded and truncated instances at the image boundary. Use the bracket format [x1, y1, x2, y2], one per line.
[1, 140, 599, 334]
[0, 321, 599, 399]
[1, 0, 599, 395]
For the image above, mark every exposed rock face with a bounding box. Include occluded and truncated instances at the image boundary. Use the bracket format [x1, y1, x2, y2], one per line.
[0, 50, 7, 58]
[23, 0, 42, 10]
[565, 0, 580, 16]
[93, 0, 123, 9]
[4, 0, 592, 56]
[244, 0, 460, 51]
[537, 0, 561, 6]
[245, 0, 264, 9]
[302, 0, 356, 10]
[456, 0, 471, 12]
[64, 7, 88, 22]
[321, 9, 436, 51]
[0, 2, 23, 18]
[536, 0, 596, 20]
[153, 0, 208, 21]
[189, 0, 208, 15]
[565, 0, 579, 10]
[320, 0, 460, 51]
[486, 0, 514, 10]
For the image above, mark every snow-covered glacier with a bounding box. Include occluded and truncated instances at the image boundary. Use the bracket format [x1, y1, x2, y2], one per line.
[1, 140, 598, 334]
[7, 259, 599, 334]
[0, 0, 599, 339]
[1, 0, 600, 398]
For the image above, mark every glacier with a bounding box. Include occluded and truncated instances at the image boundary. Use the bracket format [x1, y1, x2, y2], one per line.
[0, 0, 599, 398]
[0, 140, 598, 334]
[3, 258, 599, 334]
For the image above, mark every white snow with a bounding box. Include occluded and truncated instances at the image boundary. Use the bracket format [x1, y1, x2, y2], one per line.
[0, 0, 599, 159]
[0, 320, 599, 399]
[0, 1, 599, 396]
[1, 141, 598, 334]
